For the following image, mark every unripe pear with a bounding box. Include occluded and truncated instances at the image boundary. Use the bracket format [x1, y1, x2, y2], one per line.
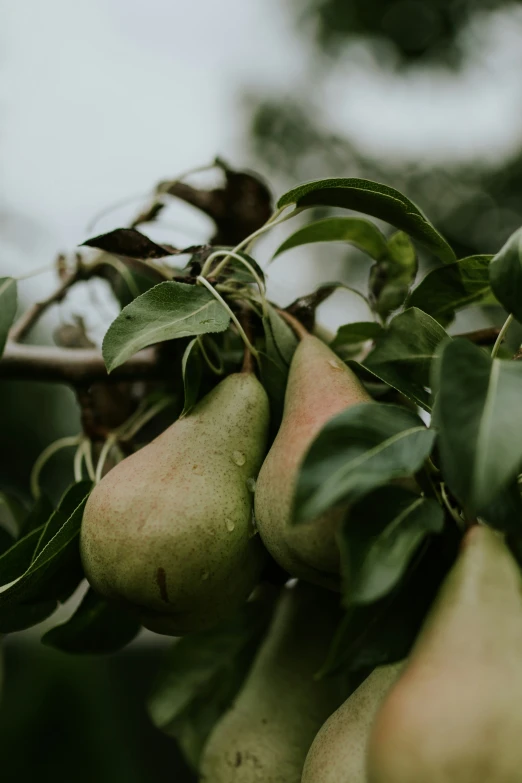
[80, 371, 270, 635]
[255, 335, 371, 589]
[199, 581, 344, 782]
[368, 525, 522, 783]
[302, 663, 402, 783]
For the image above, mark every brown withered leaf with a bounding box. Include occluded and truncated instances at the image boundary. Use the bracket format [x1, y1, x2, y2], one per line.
[286, 284, 339, 331]
[160, 163, 273, 246]
[81, 228, 180, 260]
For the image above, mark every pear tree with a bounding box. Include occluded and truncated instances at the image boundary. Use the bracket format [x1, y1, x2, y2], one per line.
[2, 160, 522, 781]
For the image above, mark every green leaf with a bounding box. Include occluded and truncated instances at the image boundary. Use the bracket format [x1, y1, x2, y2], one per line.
[102, 281, 231, 372]
[112, 266, 166, 309]
[214, 249, 266, 286]
[294, 402, 436, 522]
[0, 526, 46, 587]
[480, 480, 522, 535]
[0, 519, 63, 632]
[332, 322, 383, 348]
[0, 492, 89, 616]
[490, 227, 522, 323]
[0, 492, 26, 541]
[364, 308, 449, 411]
[260, 308, 298, 423]
[148, 593, 275, 770]
[0, 492, 28, 556]
[331, 322, 383, 361]
[277, 178, 455, 264]
[273, 217, 388, 261]
[434, 338, 522, 513]
[319, 534, 457, 676]
[0, 277, 17, 356]
[180, 339, 203, 418]
[32, 481, 92, 561]
[42, 588, 141, 654]
[259, 352, 287, 425]
[22, 493, 54, 535]
[341, 486, 444, 605]
[407, 255, 494, 326]
[370, 231, 418, 318]
[265, 305, 298, 366]
[0, 528, 14, 557]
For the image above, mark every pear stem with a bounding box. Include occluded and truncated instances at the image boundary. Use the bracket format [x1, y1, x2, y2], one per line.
[440, 482, 466, 531]
[83, 438, 96, 480]
[30, 435, 82, 499]
[242, 348, 254, 374]
[276, 309, 309, 340]
[94, 435, 118, 484]
[205, 248, 267, 312]
[196, 276, 259, 359]
[491, 313, 514, 359]
[73, 439, 88, 482]
[197, 335, 225, 375]
[199, 205, 297, 279]
[240, 309, 255, 374]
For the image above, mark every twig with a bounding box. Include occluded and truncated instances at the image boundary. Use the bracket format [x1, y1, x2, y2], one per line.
[9, 266, 85, 343]
[276, 309, 308, 340]
[0, 343, 163, 384]
[455, 326, 501, 345]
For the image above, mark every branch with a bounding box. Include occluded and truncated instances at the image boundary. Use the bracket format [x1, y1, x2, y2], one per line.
[456, 326, 501, 345]
[0, 343, 163, 384]
[9, 266, 85, 343]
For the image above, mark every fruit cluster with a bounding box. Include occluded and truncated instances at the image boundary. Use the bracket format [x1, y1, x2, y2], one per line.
[82, 329, 521, 781]
[3, 168, 522, 782]
[81, 332, 371, 779]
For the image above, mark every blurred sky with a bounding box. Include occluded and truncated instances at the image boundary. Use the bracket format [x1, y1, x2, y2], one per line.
[2, 0, 522, 324]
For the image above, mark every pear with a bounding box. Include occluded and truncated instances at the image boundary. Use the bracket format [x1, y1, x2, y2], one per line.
[302, 663, 402, 783]
[255, 335, 370, 589]
[199, 581, 344, 783]
[80, 371, 270, 636]
[368, 525, 522, 783]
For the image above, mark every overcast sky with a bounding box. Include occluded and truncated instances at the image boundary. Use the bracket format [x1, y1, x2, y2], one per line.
[2, 0, 522, 323]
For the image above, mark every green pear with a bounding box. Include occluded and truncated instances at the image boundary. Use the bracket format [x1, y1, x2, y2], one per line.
[255, 335, 370, 589]
[302, 664, 402, 783]
[199, 581, 344, 782]
[368, 525, 522, 783]
[80, 371, 270, 636]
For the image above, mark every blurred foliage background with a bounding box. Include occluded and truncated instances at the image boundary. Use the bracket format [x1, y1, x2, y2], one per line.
[1, 0, 522, 780]
[245, 0, 522, 260]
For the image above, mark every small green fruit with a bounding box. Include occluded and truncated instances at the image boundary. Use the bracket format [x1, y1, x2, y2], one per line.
[255, 335, 370, 589]
[199, 581, 344, 782]
[80, 372, 270, 635]
[302, 664, 402, 783]
[368, 526, 522, 783]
